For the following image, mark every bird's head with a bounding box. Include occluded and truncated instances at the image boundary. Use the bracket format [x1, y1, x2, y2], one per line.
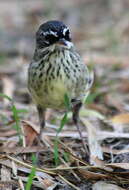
[36, 20, 73, 51]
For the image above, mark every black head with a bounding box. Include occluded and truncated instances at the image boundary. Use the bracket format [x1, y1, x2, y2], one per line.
[36, 20, 72, 49]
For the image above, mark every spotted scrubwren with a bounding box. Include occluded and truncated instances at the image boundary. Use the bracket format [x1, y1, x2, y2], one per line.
[28, 20, 93, 152]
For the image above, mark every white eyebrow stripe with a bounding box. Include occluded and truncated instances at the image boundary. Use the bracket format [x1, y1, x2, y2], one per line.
[43, 30, 58, 37]
[63, 27, 69, 35]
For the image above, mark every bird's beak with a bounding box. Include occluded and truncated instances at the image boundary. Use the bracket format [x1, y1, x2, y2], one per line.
[56, 38, 68, 47]
[56, 38, 73, 49]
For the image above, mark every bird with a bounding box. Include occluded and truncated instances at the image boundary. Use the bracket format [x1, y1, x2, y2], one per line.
[28, 20, 93, 152]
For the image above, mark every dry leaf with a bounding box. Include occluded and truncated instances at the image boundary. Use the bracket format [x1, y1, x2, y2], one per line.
[0, 146, 43, 154]
[18, 178, 25, 190]
[22, 120, 39, 133]
[22, 120, 39, 146]
[93, 181, 125, 190]
[0, 130, 17, 137]
[11, 161, 17, 177]
[3, 140, 18, 148]
[0, 159, 54, 179]
[43, 131, 88, 138]
[111, 113, 129, 124]
[91, 156, 105, 167]
[43, 130, 129, 140]
[82, 118, 103, 165]
[78, 169, 110, 180]
[110, 113, 129, 132]
[1, 165, 11, 181]
[37, 177, 57, 189]
[97, 131, 129, 140]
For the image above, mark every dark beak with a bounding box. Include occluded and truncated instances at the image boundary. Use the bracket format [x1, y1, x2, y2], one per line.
[56, 38, 68, 46]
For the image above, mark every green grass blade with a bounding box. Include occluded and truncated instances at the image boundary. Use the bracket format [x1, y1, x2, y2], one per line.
[64, 93, 71, 111]
[57, 112, 68, 134]
[0, 93, 12, 101]
[63, 151, 70, 162]
[0, 93, 23, 145]
[25, 154, 36, 190]
[54, 138, 59, 166]
[54, 94, 70, 166]
[11, 104, 23, 145]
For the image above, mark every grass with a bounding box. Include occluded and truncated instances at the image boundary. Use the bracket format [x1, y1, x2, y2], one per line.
[54, 112, 69, 166]
[0, 93, 37, 188]
[54, 94, 70, 166]
[0, 93, 24, 145]
[25, 154, 37, 190]
[11, 104, 23, 145]
[63, 151, 70, 162]
[0, 92, 70, 167]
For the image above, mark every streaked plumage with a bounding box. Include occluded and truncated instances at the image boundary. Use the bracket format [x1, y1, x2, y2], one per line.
[28, 20, 93, 152]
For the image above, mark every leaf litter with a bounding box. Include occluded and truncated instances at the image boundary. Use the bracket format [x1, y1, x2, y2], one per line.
[1, 1, 129, 190]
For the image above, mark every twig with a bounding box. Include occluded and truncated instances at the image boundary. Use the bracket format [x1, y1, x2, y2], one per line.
[58, 174, 80, 190]
[6, 155, 56, 175]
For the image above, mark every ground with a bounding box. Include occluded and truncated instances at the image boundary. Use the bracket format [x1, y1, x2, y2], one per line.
[0, 1, 129, 189]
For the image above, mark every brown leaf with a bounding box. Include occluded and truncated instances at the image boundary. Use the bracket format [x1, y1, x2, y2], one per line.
[3, 140, 18, 148]
[0, 146, 43, 154]
[81, 118, 103, 165]
[0, 130, 17, 137]
[78, 169, 111, 180]
[41, 178, 55, 188]
[22, 120, 39, 146]
[111, 113, 129, 124]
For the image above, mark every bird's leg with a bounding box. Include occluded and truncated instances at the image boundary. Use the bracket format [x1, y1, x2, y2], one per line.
[37, 106, 46, 142]
[35, 106, 46, 165]
[72, 101, 88, 154]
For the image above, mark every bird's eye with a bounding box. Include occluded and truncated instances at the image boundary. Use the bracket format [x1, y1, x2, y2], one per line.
[65, 30, 71, 41]
[45, 34, 58, 44]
